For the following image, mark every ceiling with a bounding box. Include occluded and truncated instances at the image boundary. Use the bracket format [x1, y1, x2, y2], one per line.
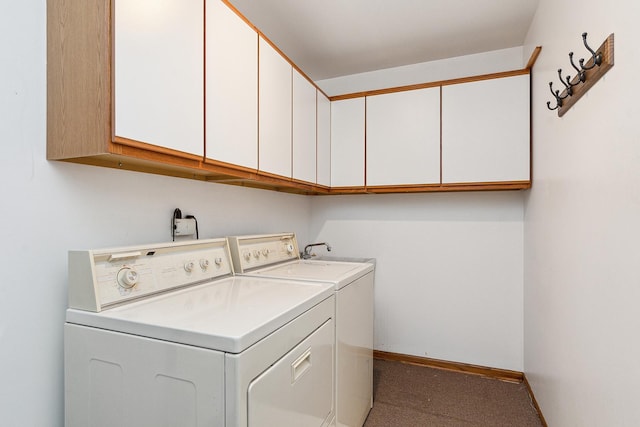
[227, 0, 540, 81]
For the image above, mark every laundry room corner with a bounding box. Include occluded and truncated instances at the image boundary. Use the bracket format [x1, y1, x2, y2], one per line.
[309, 191, 526, 371]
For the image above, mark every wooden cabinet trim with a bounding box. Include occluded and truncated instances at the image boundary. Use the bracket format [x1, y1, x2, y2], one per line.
[329, 46, 541, 102]
[327, 181, 531, 195]
[113, 136, 203, 162]
[526, 46, 542, 70]
[330, 68, 530, 101]
[47, 0, 112, 160]
[328, 186, 368, 195]
[203, 157, 257, 175]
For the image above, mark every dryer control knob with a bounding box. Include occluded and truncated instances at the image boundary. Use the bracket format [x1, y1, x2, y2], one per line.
[253, 250, 261, 259]
[199, 259, 210, 270]
[262, 249, 269, 257]
[285, 243, 294, 254]
[243, 251, 251, 261]
[184, 261, 196, 272]
[117, 267, 138, 289]
[214, 257, 223, 266]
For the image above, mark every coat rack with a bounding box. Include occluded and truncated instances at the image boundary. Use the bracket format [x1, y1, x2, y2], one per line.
[547, 32, 614, 117]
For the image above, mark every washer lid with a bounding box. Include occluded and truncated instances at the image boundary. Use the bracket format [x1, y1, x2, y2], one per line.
[66, 276, 333, 353]
[247, 260, 374, 289]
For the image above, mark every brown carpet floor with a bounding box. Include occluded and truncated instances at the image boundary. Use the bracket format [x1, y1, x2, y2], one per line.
[364, 359, 543, 427]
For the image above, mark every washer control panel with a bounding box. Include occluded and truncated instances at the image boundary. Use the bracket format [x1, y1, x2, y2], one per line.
[227, 233, 299, 273]
[68, 238, 233, 312]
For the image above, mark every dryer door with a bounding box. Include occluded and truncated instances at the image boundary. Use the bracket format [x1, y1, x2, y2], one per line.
[248, 319, 334, 427]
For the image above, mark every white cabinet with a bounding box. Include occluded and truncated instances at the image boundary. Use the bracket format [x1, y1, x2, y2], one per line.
[331, 98, 365, 187]
[292, 70, 317, 183]
[441, 74, 530, 184]
[205, 0, 258, 169]
[316, 92, 331, 187]
[113, 0, 203, 156]
[259, 37, 292, 178]
[366, 88, 441, 186]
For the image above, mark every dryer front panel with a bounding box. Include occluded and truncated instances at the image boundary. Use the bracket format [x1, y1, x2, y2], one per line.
[247, 319, 335, 427]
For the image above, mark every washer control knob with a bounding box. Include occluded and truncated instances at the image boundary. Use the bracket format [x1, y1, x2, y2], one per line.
[262, 249, 269, 257]
[214, 257, 223, 266]
[253, 250, 261, 259]
[285, 243, 294, 254]
[199, 259, 210, 270]
[243, 251, 251, 261]
[184, 261, 196, 272]
[117, 267, 139, 289]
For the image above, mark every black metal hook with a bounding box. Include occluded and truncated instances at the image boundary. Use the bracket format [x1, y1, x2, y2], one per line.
[547, 81, 563, 110]
[557, 69, 575, 96]
[579, 32, 602, 71]
[550, 80, 568, 100]
[568, 52, 586, 83]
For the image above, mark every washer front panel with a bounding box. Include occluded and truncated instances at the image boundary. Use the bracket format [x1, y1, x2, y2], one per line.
[228, 233, 299, 273]
[69, 238, 234, 311]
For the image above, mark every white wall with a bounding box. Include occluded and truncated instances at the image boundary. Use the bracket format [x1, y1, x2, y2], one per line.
[0, 2, 311, 425]
[523, 0, 640, 425]
[310, 192, 524, 370]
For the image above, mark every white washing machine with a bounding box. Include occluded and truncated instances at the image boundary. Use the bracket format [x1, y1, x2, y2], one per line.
[228, 233, 374, 427]
[64, 238, 336, 427]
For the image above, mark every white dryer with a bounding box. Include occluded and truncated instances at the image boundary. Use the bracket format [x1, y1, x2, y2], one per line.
[64, 238, 336, 427]
[228, 233, 374, 427]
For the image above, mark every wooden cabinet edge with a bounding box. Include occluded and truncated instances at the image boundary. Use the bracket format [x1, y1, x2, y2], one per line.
[59, 155, 212, 182]
[255, 171, 328, 194]
[47, 0, 111, 160]
[329, 51, 542, 102]
[330, 68, 531, 102]
[526, 46, 542, 70]
[114, 137, 202, 162]
[437, 181, 531, 192]
[203, 157, 257, 176]
[326, 182, 531, 195]
[365, 184, 443, 194]
[327, 187, 368, 195]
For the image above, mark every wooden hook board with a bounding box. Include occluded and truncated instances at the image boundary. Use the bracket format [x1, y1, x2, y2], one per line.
[558, 33, 614, 117]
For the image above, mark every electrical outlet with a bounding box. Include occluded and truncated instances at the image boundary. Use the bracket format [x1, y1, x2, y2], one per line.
[174, 218, 196, 236]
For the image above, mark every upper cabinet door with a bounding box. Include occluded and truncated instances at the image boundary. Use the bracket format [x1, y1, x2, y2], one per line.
[366, 88, 441, 186]
[292, 70, 317, 183]
[441, 74, 530, 184]
[259, 37, 292, 178]
[113, 0, 204, 156]
[331, 98, 365, 187]
[316, 92, 331, 187]
[206, 0, 258, 169]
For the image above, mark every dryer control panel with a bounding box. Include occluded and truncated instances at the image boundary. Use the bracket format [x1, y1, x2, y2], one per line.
[68, 238, 234, 312]
[227, 233, 299, 273]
